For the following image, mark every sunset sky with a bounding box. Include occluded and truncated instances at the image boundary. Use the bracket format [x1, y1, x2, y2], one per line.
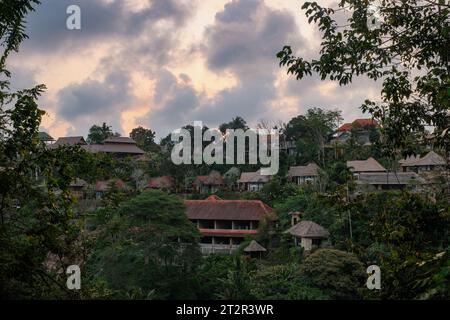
[10, 0, 381, 140]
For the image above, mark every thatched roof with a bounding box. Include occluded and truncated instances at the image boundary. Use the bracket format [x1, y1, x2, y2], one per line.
[347, 157, 386, 173]
[238, 169, 271, 183]
[185, 196, 272, 221]
[38, 132, 54, 141]
[288, 163, 320, 177]
[285, 220, 329, 239]
[84, 137, 145, 155]
[399, 151, 446, 167]
[357, 172, 426, 185]
[243, 240, 266, 252]
[51, 136, 87, 148]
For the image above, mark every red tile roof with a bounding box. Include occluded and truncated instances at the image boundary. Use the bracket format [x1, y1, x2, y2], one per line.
[147, 176, 174, 189]
[337, 118, 378, 132]
[185, 196, 272, 221]
[95, 179, 126, 191]
[195, 171, 224, 185]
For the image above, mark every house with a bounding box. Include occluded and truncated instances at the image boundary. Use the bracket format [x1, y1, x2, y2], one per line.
[332, 118, 378, 145]
[147, 176, 174, 191]
[336, 118, 378, 133]
[347, 157, 386, 176]
[38, 132, 54, 145]
[50, 136, 87, 148]
[356, 172, 426, 191]
[238, 169, 271, 191]
[68, 178, 88, 200]
[95, 179, 126, 198]
[287, 163, 320, 184]
[194, 171, 225, 193]
[84, 137, 145, 156]
[399, 151, 447, 173]
[185, 195, 273, 254]
[285, 220, 329, 251]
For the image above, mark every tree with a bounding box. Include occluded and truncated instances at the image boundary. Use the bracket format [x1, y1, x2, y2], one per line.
[219, 116, 249, 133]
[0, 0, 86, 298]
[250, 264, 329, 300]
[87, 122, 119, 144]
[299, 249, 366, 299]
[84, 190, 202, 299]
[130, 126, 159, 152]
[284, 108, 342, 165]
[278, 1, 450, 156]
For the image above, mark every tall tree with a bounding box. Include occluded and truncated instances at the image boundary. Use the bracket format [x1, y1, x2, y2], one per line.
[278, 0, 450, 157]
[87, 122, 119, 144]
[0, 0, 85, 298]
[130, 126, 158, 152]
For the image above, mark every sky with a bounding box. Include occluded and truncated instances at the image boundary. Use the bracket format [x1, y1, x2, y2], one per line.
[9, 0, 381, 140]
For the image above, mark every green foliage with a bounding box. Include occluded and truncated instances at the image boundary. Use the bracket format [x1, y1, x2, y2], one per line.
[84, 190, 202, 299]
[0, 0, 88, 299]
[87, 122, 119, 144]
[278, 0, 450, 154]
[215, 255, 255, 300]
[299, 249, 366, 299]
[250, 264, 329, 300]
[130, 126, 159, 152]
[284, 108, 342, 166]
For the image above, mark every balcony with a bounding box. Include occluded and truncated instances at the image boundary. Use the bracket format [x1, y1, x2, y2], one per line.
[200, 243, 239, 254]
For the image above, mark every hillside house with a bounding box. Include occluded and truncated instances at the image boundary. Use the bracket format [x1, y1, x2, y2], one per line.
[238, 169, 271, 191]
[347, 157, 386, 176]
[285, 220, 329, 251]
[356, 172, 426, 191]
[288, 163, 320, 185]
[194, 171, 225, 193]
[399, 151, 447, 173]
[185, 195, 273, 254]
[147, 176, 174, 191]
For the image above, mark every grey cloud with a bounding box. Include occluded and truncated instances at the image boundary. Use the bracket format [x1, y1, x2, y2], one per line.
[22, 0, 191, 53]
[56, 71, 132, 121]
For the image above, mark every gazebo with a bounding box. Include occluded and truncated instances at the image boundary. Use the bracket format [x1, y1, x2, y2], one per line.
[285, 220, 329, 251]
[243, 240, 267, 259]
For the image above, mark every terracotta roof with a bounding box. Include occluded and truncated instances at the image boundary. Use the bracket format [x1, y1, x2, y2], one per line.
[357, 172, 426, 185]
[95, 179, 126, 192]
[185, 196, 272, 221]
[195, 171, 224, 185]
[285, 220, 329, 238]
[399, 151, 446, 167]
[51, 136, 87, 148]
[337, 118, 378, 132]
[238, 169, 271, 183]
[347, 157, 386, 173]
[288, 163, 320, 177]
[147, 176, 174, 189]
[244, 240, 267, 252]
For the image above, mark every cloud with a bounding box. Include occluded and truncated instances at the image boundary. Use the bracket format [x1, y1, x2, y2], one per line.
[23, 0, 191, 53]
[141, 0, 305, 135]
